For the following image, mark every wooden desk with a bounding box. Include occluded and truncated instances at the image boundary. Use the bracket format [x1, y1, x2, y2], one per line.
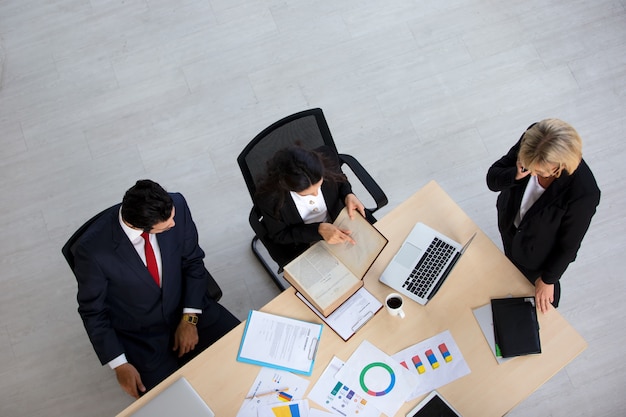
[117, 181, 587, 417]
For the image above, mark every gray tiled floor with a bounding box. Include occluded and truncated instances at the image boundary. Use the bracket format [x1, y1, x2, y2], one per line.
[1, 1, 625, 416]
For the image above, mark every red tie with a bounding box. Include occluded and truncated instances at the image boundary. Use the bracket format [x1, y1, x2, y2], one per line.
[141, 232, 160, 286]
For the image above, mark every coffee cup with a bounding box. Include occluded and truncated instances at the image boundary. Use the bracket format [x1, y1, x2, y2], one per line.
[385, 293, 405, 318]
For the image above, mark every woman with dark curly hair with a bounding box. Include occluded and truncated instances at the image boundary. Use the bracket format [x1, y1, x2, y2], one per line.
[255, 145, 370, 267]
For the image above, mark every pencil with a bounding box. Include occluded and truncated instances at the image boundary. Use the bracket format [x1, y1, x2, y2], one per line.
[245, 387, 289, 400]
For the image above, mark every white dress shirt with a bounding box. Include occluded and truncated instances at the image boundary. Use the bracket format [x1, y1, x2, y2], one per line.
[290, 189, 330, 224]
[515, 175, 547, 228]
[119, 212, 163, 285]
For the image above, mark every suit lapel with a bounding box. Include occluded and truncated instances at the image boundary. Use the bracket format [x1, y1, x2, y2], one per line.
[520, 173, 573, 224]
[321, 180, 340, 219]
[282, 195, 305, 225]
[156, 230, 177, 295]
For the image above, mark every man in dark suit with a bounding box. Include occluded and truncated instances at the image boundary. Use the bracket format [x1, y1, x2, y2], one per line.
[73, 180, 239, 398]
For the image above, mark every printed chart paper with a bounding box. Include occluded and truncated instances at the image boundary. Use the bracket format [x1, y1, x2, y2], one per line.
[335, 340, 418, 417]
[258, 399, 309, 417]
[392, 330, 471, 400]
[236, 367, 310, 417]
[308, 356, 381, 417]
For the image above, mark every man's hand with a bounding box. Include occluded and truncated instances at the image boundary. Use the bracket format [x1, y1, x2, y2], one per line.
[344, 193, 366, 219]
[173, 316, 199, 358]
[114, 363, 146, 399]
[534, 277, 555, 314]
[318, 223, 356, 245]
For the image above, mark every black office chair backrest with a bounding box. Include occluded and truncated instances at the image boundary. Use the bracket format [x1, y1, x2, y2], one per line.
[62, 206, 113, 271]
[236, 108, 388, 289]
[237, 108, 338, 199]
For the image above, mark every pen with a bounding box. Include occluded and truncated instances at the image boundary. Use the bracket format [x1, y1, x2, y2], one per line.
[245, 387, 289, 400]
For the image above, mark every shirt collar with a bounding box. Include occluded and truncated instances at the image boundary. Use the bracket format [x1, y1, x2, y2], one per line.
[119, 208, 144, 243]
[290, 190, 324, 203]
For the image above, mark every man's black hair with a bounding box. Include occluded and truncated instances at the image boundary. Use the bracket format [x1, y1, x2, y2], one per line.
[121, 180, 174, 232]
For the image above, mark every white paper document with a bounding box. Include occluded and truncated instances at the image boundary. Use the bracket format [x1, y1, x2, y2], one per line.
[237, 310, 322, 375]
[297, 287, 382, 341]
[308, 356, 381, 417]
[236, 367, 310, 417]
[257, 399, 310, 417]
[309, 409, 337, 417]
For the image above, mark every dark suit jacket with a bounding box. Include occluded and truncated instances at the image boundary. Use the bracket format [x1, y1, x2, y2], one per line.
[73, 193, 219, 371]
[486, 136, 600, 284]
[255, 147, 353, 266]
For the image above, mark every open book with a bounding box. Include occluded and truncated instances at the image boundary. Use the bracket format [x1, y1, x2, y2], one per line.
[283, 208, 388, 317]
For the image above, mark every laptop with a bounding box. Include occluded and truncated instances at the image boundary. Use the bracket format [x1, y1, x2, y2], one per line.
[379, 222, 475, 305]
[130, 377, 215, 417]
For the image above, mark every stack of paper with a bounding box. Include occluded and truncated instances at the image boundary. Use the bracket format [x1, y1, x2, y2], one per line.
[307, 334, 470, 416]
[237, 320, 471, 417]
[237, 310, 323, 376]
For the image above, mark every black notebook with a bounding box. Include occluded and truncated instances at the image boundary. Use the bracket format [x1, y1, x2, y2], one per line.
[491, 297, 541, 358]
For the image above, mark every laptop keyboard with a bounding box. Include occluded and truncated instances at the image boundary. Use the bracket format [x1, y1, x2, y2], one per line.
[402, 237, 455, 298]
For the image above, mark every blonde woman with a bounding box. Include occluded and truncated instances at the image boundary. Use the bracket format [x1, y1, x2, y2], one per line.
[487, 119, 600, 313]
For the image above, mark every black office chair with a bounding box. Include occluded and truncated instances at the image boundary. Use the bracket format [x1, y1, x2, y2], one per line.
[62, 206, 223, 301]
[237, 108, 388, 291]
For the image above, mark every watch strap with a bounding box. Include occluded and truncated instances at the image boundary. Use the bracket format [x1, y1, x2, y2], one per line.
[182, 314, 198, 325]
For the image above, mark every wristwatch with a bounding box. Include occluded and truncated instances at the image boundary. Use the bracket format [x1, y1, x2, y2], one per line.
[182, 314, 198, 326]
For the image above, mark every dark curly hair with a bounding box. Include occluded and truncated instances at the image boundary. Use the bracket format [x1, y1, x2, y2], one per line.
[256, 146, 347, 216]
[121, 180, 174, 232]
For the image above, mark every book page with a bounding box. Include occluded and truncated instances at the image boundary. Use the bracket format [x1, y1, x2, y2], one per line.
[326, 208, 388, 278]
[285, 243, 360, 311]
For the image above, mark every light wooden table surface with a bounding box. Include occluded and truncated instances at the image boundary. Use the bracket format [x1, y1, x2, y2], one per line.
[118, 181, 586, 417]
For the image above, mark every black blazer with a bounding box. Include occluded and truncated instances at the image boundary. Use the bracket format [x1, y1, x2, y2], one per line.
[487, 137, 600, 284]
[73, 193, 219, 370]
[255, 147, 353, 266]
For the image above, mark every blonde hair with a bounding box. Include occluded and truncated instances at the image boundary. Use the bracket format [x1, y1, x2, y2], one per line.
[518, 118, 583, 177]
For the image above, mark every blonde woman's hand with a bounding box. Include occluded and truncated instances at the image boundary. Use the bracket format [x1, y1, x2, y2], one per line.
[516, 160, 531, 180]
[534, 278, 555, 314]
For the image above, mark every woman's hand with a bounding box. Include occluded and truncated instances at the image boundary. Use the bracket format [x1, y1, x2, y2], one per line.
[318, 223, 356, 245]
[534, 277, 555, 314]
[344, 193, 366, 219]
[515, 160, 531, 180]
